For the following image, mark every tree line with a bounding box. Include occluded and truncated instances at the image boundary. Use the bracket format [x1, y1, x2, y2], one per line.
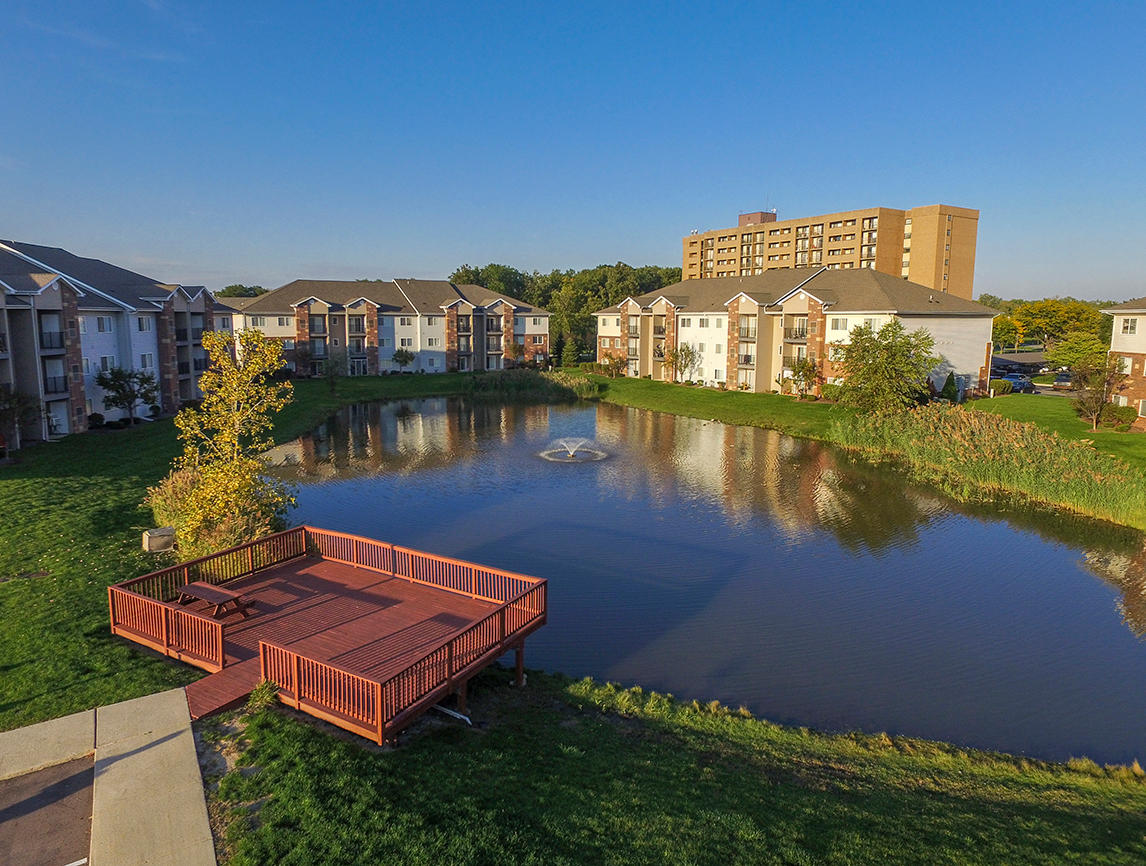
[977, 294, 1116, 351]
[449, 262, 681, 362]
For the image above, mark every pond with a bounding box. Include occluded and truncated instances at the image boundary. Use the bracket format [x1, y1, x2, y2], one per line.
[266, 397, 1146, 764]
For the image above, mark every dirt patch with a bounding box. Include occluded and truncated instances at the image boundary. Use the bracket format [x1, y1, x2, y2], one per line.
[0, 571, 49, 585]
[194, 713, 252, 864]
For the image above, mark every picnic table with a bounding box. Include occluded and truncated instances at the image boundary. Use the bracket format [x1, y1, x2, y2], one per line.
[176, 581, 253, 619]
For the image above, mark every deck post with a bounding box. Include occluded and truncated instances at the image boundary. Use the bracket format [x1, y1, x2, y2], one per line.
[292, 653, 302, 709]
[248, 545, 255, 575]
[376, 681, 384, 745]
[515, 642, 524, 687]
[161, 605, 170, 650]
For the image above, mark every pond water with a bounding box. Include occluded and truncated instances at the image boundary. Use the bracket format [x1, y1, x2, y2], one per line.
[266, 397, 1146, 763]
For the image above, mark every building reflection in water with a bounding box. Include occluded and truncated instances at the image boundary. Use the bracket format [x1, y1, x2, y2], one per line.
[267, 397, 1146, 638]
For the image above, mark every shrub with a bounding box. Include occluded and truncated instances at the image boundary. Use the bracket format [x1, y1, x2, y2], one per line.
[989, 379, 1013, 395]
[1100, 404, 1138, 427]
[87, 412, 105, 427]
[819, 383, 843, 402]
[149, 404, 161, 418]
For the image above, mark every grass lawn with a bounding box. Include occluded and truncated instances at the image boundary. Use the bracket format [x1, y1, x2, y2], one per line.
[973, 394, 1146, 471]
[206, 671, 1146, 866]
[595, 375, 850, 439]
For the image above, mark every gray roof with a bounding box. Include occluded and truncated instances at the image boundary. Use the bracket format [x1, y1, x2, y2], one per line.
[595, 268, 994, 317]
[241, 278, 549, 317]
[0, 248, 62, 294]
[0, 239, 190, 311]
[1103, 297, 1146, 314]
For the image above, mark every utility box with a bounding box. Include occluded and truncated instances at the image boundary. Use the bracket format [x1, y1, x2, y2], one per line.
[143, 527, 176, 552]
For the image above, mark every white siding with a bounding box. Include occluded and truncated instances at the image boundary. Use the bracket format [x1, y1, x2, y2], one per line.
[676, 312, 727, 384]
[1110, 314, 1146, 354]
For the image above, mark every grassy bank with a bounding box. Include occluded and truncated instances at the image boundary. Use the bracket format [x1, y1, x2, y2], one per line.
[597, 377, 1146, 529]
[203, 669, 1146, 866]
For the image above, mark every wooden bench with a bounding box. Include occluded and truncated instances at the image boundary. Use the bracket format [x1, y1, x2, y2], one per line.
[177, 581, 253, 619]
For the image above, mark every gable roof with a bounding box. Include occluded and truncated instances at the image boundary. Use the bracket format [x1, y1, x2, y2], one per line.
[592, 269, 995, 317]
[1102, 297, 1146, 314]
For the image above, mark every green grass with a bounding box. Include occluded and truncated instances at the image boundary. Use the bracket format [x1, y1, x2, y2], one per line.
[974, 394, 1146, 471]
[596, 375, 849, 440]
[207, 670, 1146, 865]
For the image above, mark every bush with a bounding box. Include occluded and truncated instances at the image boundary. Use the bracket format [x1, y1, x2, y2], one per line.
[148, 404, 161, 418]
[819, 383, 843, 402]
[1100, 404, 1139, 427]
[989, 379, 1013, 395]
[87, 412, 105, 427]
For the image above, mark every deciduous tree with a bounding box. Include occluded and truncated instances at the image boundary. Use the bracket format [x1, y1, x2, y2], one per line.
[94, 367, 158, 424]
[834, 320, 938, 413]
[216, 284, 268, 298]
[392, 348, 415, 370]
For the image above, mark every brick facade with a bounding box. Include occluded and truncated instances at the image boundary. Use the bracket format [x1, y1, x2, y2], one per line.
[157, 298, 180, 414]
[662, 307, 678, 381]
[502, 309, 515, 367]
[366, 305, 380, 374]
[524, 331, 548, 363]
[806, 298, 827, 396]
[726, 297, 741, 387]
[294, 303, 311, 371]
[60, 284, 88, 432]
[1114, 352, 1146, 430]
[444, 308, 458, 371]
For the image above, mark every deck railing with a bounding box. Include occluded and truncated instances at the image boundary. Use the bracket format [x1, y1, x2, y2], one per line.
[108, 527, 308, 671]
[259, 577, 547, 743]
[303, 526, 537, 604]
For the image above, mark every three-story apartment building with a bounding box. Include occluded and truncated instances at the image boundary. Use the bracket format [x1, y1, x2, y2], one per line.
[1103, 297, 1146, 427]
[229, 279, 549, 374]
[596, 268, 994, 395]
[0, 240, 213, 448]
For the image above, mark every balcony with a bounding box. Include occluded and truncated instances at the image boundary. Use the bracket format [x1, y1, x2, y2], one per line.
[348, 341, 367, 357]
[457, 321, 472, 335]
[40, 331, 65, 350]
[193, 357, 209, 372]
[738, 328, 757, 341]
[178, 361, 191, 375]
[44, 375, 68, 394]
[653, 326, 666, 337]
[192, 328, 204, 341]
[627, 327, 639, 337]
[782, 355, 815, 369]
[486, 337, 503, 352]
[175, 328, 189, 342]
[783, 327, 808, 341]
[458, 337, 472, 354]
[627, 347, 639, 359]
[738, 355, 755, 367]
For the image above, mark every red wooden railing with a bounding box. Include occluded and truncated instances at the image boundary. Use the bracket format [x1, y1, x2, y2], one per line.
[259, 574, 548, 743]
[108, 527, 307, 672]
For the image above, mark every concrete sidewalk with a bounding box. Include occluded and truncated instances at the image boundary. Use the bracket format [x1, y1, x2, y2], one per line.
[0, 689, 215, 865]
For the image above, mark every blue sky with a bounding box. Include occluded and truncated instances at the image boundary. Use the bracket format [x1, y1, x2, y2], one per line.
[3, 1, 1143, 299]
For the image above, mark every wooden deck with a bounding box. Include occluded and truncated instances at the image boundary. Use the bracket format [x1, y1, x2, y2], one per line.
[110, 527, 547, 743]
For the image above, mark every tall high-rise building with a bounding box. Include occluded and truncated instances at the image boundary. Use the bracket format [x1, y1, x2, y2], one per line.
[683, 203, 978, 299]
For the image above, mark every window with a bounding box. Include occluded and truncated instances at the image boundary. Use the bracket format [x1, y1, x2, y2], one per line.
[379, 338, 390, 348]
[532, 335, 544, 345]
[716, 318, 723, 329]
[348, 315, 365, 333]
[428, 316, 439, 326]
[1119, 356, 1134, 373]
[698, 343, 706, 352]
[714, 369, 723, 380]
[699, 318, 709, 328]
[283, 339, 295, 350]
[533, 317, 542, 326]
[515, 335, 525, 345]
[399, 317, 412, 327]
[514, 317, 523, 327]
[277, 316, 293, 327]
[614, 318, 620, 327]
[715, 344, 722, 354]
[400, 337, 413, 347]
[96, 316, 113, 333]
[680, 318, 692, 328]
[78, 317, 87, 334]
[137, 317, 152, 332]
[831, 318, 848, 331]
[140, 353, 154, 369]
[82, 358, 91, 374]
[1140, 400, 1146, 418]
[250, 316, 266, 327]
[219, 316, 231, 328]
[427, 357, 436, 368]
[864, 318, 876, 328]
[427, 337, 441, 347]
[1123, 318, 1138, 335]
[99, 355, 116, 371]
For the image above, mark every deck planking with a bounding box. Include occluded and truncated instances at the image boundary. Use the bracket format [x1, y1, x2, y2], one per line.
[181, 557, 498, 719]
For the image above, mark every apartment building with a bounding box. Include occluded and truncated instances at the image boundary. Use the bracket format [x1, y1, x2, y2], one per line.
[683, 204, 979, 299]
[595, 267, 994, 396]
[230, 279, 549, 375]
[0, 240, 214, 448]
[1104, 297, 1146, 427]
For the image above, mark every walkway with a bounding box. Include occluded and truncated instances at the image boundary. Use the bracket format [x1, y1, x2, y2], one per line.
[0, 689, 215, 866]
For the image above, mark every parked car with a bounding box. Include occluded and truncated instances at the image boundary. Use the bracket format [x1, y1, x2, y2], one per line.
[1002, 373, 1036, 393]
[1052, 372, 1074, 391]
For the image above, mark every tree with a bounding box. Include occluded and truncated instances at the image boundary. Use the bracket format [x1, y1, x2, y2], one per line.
[1046, 331, 1127, 430]
[834, 320, 939, 413]
[216, 284, 268, 298]
[561, 338, 579, 368]
[940, 371, 959, 402]
[789, 356, 820, 398]
[992, 314, 1025, 352]
[602, 355, 627, 378]
[505, 340, 525, 367]
[323, 347, 348, 392]
[94, 367, 158, 424]
[146, 330, 294, 559]
[1013, 299, 1103, 345]
[0, 387, 39, 453]
[392, 348, 415, 370]
[663, 343, 699, 382]
[977, 293, 1014, 313]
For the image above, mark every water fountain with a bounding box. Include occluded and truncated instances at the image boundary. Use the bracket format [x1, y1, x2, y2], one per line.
[538, 436, 608, 463]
